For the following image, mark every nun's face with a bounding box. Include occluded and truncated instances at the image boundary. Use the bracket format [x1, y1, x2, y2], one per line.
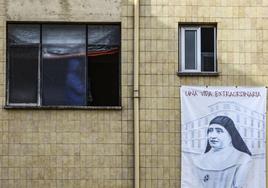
[207, 124, 231, 151]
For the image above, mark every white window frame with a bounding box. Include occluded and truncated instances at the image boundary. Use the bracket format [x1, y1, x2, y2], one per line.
[181, 27, 201, 72]
[180, 26, 216, 73]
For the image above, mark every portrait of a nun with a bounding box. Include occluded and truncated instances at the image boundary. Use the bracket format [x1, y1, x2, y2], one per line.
[193, 116, 252, 188]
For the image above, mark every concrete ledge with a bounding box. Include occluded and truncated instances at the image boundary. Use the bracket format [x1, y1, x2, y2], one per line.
[4, 105, 122, 110]
[177, 71, 220, 77]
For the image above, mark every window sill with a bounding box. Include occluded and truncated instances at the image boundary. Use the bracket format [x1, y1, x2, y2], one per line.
[4, 105, 122, 110]
[177, 71, 220, 76]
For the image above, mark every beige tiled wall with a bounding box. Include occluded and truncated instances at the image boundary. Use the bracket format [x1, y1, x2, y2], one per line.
[0, 0, 268, 187]
[1, 0, 135, 188]
[136, 0, 267, 188]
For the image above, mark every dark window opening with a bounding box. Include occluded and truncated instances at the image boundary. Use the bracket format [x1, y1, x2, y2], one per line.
[9, 45, 39, 103]
[7, 23, 121, 107]
[88, 50, 119, 106]
[180, 24, 216, 73]
[201, 27, 215, 72]
[8, 24, 40, 104]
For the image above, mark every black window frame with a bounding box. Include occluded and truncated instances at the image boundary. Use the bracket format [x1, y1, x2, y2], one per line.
[5, 22, 122, 109]
[178, 23, 219, 76]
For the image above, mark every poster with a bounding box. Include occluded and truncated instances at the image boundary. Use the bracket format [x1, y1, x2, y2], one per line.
[181, 86, 266, 188]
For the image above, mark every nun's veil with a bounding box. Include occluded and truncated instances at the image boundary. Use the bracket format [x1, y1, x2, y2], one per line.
[205, 116, 252, 156]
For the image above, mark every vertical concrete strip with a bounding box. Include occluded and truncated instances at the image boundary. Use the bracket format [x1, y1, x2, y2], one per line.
[134, 0, 140, 188]
[0, 0, 5, 105]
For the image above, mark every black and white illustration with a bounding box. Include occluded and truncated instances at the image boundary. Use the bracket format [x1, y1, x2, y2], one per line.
[181, 86, 266, 188]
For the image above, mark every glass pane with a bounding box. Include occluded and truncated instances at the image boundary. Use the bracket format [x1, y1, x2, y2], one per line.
[201, 28, 214, 53]
[201, 28, 215, 71]
[42, 25, 87, 106]
[88, 25, 120, 46]
[201, 53, 214, 71]
[42, 25, 85, 45]
[8, 24, 40, 44]
[185, 30, 196, 70]
[88, 50, 120, 106]
[87, 25, 120, 106]
[9, 46, 39, 103]
[8, 24, 40, 104]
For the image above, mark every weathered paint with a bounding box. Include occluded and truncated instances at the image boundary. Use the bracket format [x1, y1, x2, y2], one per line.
[6, 0, 121, 21]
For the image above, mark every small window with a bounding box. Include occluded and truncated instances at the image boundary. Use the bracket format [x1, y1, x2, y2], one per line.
[179, 24, 217, 73]
[7, 23, 121, 107]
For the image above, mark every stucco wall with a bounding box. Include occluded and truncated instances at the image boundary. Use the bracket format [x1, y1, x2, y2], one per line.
[6, 0, 121, 22]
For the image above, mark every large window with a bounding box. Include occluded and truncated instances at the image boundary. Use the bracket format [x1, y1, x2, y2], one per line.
[179, 24, 217, 73]
[7, 23, 121, 107]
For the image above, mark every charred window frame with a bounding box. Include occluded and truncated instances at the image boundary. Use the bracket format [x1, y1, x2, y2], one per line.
[178, 24, 218, 75]
[6, 23, 121, 109]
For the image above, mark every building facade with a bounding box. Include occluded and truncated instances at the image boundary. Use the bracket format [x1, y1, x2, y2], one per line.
[0, 0, 267, 187]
